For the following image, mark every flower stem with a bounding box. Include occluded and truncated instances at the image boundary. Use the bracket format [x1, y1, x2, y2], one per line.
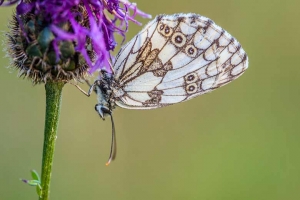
[39, 82, 64, 200]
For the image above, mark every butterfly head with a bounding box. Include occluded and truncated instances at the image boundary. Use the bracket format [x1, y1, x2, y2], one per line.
[95, 104, 111, 120]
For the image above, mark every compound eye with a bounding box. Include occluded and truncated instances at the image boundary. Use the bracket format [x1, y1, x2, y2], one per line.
[101, 106, 111, 114]
[95, 104, 111, 119]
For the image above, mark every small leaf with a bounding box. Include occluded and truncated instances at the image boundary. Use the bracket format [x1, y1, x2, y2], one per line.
[31, 170, 40, 181]
[20, 179, 40, 186]
[36, 184, 42, 197]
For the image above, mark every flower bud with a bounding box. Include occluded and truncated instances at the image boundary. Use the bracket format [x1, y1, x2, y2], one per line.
[2, 0, 151, 84]
[6, 12, 91, 83]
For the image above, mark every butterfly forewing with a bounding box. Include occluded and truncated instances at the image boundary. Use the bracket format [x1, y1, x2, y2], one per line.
[112, 13, 248, 109]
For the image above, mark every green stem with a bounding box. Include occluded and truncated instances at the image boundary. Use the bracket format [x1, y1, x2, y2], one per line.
[39, 82, 64, 200]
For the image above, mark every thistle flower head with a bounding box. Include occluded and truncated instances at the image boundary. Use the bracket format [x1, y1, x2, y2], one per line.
[2, 0, 151, 83]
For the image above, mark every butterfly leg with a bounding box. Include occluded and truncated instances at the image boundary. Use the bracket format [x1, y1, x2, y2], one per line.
[85, 80, 92, 87]
[71, 80, 98, 97]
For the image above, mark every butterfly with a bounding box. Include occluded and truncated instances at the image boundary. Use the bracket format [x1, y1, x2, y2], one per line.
[76, 13, 249, 165]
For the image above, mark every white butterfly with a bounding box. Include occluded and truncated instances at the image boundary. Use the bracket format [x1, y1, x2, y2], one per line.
[77, 13, 249, 165]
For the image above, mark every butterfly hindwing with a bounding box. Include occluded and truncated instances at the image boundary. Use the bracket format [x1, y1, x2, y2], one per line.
[112, 13, 248, 109]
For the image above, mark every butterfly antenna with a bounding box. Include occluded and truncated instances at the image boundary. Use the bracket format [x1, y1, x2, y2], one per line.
[106, 114, 117, 166]
[108, 60, 115, 74]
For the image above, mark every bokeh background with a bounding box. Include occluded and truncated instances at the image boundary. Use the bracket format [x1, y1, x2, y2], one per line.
[1, 0, 299, 199]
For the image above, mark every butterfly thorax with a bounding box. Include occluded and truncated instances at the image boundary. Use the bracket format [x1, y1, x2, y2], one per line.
[94, 70, 116, 119]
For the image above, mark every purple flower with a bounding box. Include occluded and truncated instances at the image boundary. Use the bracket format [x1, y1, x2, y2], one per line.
[1, 0, 151, 83]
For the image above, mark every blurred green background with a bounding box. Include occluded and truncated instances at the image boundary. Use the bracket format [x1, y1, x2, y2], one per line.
[0, 0, 299, 199]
